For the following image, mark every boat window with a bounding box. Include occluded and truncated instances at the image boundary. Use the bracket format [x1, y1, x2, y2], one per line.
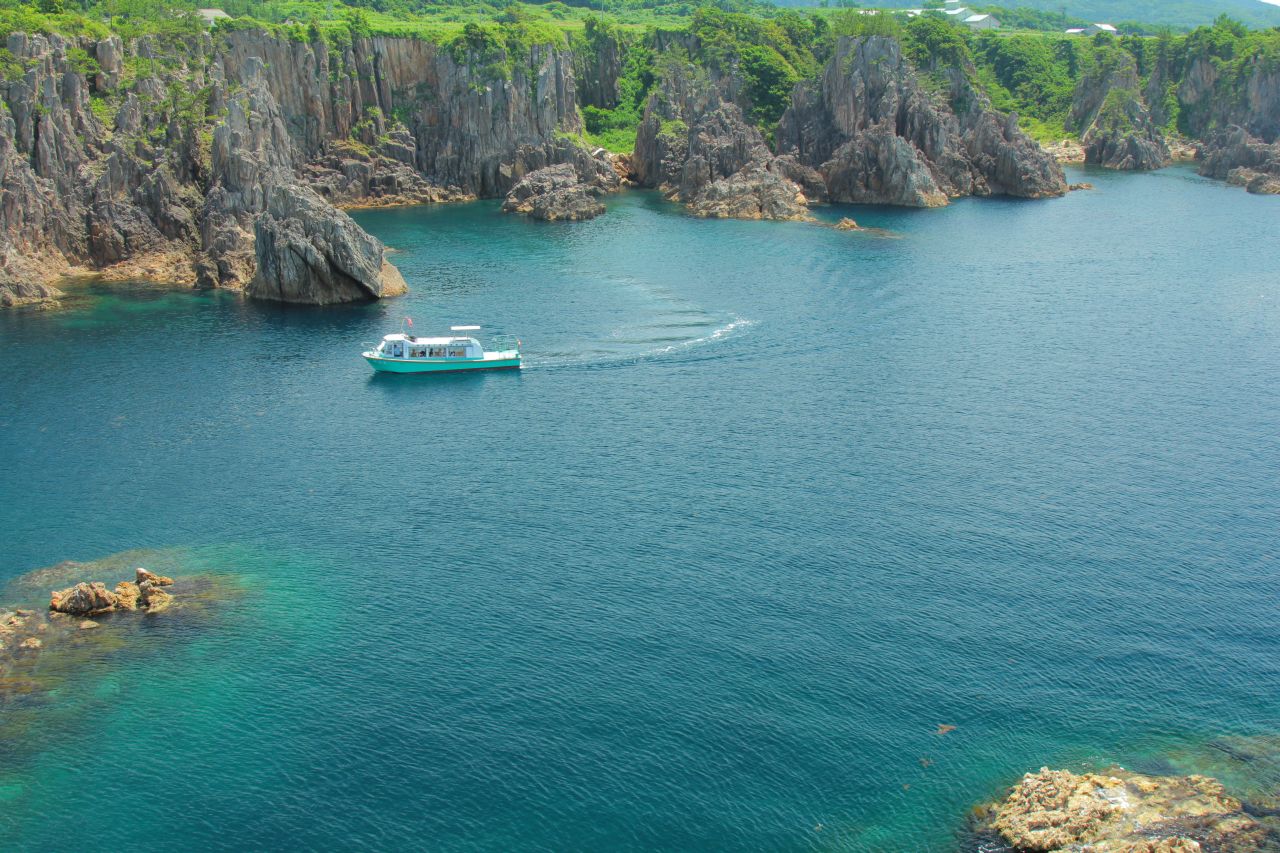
[449, 348, 466, 358]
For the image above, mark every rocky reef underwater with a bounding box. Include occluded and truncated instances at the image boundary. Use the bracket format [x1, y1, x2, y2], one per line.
[0, 549, 244, 754]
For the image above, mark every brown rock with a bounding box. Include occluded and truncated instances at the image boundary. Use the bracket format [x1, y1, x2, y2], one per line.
[78, 620, 99, 630]
[834, 218, 860, 231]
[984, 766, 1269, 852]
[19, 637, 41, 649]
[49, 581, 118, 616]
[115, 581, 140, 610]
[135, 568, 173, 587]
[139, 581, 173, 614]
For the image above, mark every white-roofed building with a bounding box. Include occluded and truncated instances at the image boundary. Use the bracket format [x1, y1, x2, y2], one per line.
[1082, 23, 1118, 35]
[964, 13, 999, 29]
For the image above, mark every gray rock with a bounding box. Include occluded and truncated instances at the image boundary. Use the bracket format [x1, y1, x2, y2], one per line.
[502, 163, 605, 221]
[686, 163, 810, 220]
[1200, 125, 1280, 194]
[1068, 52, 1170, 171]
[776, 37, 1066, 206]
[249, 183, 407, 304]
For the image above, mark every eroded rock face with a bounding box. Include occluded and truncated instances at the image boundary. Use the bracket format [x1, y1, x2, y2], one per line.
[632, 60, 811, 220]
[135, 568, 174, 587]
[0, 28, 593, 307]
[1199, 126, 1280, 195]
[1069, 53, 1170, 171]
[686, 163, 810, 220]
[502, 163, 606, 221]
[776, 37, 1066, 207]
[977, 766, 1276, 852]
[249, 183, 406, 304]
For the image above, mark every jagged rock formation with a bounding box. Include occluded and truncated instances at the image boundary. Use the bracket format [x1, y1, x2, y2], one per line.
[502, 163, 605, 221]
[685, 163, 811, 220]
[972, 766, 1277, 852]
[776, 37, 1066, 207]
[632, 60, 810, 220]
[49, 567, 175, 616]
[250, 183, 407, 303]
[0, 27, 592, 307]
[1069, 52, 1170, 171]
[1199, 126, 1280, 194]
[1173, 46, 1280, 193]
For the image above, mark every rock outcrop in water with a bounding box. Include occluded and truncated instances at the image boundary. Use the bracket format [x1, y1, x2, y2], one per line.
[1198, 126, 1280, 195]
[49, 567, 175, 616]
[250, 183, 407, 303]
[775, 37, 1067, 206]
[500, 152, 624, 221]
[502, 163, 605, 221]
[971, 766, 1278, 852]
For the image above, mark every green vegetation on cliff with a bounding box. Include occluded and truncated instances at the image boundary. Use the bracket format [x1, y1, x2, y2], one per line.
[0, 0, 1275, 150]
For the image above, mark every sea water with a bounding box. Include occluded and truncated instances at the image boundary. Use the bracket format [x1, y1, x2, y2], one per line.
[1, 167, 1278, 851]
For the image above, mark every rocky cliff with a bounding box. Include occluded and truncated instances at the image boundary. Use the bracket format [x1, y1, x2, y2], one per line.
[0, 27, 592, 308]
[632, 59, 811, 220]
[1068, 51, 1170, 170]
[775, 37, 1066, 206]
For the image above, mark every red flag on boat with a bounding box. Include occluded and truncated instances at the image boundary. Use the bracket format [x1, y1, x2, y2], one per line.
[406, 317, 413, 327]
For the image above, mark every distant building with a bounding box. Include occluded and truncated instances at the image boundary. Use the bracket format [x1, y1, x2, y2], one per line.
[1080, 23, 1118, 35]
[964, 13, 1000, 29]
[197, 8, 230, 25]
[942, 6, 969, 15]
[1064, 27, 1086, 34]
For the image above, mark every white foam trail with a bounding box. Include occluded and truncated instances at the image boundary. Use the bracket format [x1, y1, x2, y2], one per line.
[525, 315, 754, 370]
[650, 315, 753, 355]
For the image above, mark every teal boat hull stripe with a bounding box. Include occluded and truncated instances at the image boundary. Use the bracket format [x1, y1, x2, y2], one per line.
[364, 355, 522, 374]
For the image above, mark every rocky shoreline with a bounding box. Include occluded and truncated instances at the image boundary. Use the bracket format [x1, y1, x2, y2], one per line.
[0, 23, 1273, 311]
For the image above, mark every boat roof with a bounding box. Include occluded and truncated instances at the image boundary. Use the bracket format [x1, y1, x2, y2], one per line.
[451, 325, 481, 332]
[382, 333, 475, 344]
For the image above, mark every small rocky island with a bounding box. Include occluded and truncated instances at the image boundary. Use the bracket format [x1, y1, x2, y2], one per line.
[971, 765, 1279, 851]
[0, 556, 235, 701]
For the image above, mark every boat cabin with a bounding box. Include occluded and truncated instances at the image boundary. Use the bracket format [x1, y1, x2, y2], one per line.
[377, 333, 481, 360]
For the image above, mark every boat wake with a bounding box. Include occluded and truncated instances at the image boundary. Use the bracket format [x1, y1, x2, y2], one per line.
[526, 314, 754, 371]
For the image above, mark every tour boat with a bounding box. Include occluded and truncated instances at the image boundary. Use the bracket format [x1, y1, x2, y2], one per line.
[363, 325, 522, 374]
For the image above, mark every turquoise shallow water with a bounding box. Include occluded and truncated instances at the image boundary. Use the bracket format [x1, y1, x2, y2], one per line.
[1, 166, 1279, 851]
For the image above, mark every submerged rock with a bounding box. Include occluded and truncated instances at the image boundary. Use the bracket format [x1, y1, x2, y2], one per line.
[975, 766, 1276, 852]
[834, 218, 860, 231]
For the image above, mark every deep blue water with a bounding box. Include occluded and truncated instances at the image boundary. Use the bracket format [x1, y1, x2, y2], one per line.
[1, 166, 1279, 851]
